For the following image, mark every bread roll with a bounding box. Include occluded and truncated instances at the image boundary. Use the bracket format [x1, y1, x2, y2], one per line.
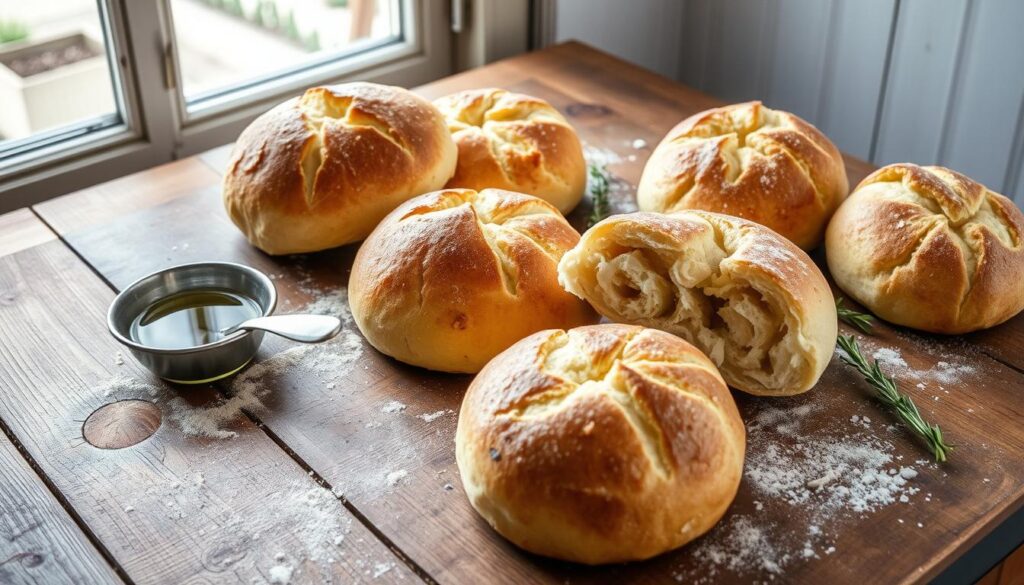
[348, 188, 596, 373]
[827, 163, 1024, 334]
[223, 83, 457, 254]
[636, 101, 848, 250]
[434, 89, 586, 214]
[558, 211, 836, 396]
[456, 324, 745, 564]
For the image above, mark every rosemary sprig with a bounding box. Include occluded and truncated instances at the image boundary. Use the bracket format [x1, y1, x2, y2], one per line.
[587, 163, 611, 228]
[836, 297, 875, 334]
[836, 335, 952, 463]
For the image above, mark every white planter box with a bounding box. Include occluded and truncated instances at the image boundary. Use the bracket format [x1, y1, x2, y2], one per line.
[0, 33, 114, 140]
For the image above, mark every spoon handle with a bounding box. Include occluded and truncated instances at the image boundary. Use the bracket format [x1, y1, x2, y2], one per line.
[233, 315, 341, 343]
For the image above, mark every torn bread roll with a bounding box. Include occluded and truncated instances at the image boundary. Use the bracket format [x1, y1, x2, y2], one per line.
[827, 163, 1024, 334]
[456, 324, 745, 564]
[434, 88, 586, 214]
[349, 188, 596, 373]
[224, 83, 457, 254]
[636, 101, 848, 250]
[558, 211, 837, 396]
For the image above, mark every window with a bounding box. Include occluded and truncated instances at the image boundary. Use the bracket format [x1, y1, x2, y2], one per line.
[170, 0, 402, 110]
[0, 0, 134, 173]
[0, 0, 452, 213]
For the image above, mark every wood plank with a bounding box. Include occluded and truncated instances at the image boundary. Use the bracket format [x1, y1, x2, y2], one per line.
[0, 433, 122, 585]
[34, 158, 220, 235]
[0, 209, 55, 258]
[40, 44, 1024, 583]
[197, 144, 235, 178]
[52, 165, 1024, 584]
[0, 241, 419, 584]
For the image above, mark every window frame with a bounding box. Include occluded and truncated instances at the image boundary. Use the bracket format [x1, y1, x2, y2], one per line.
[0, 0, 453, 213]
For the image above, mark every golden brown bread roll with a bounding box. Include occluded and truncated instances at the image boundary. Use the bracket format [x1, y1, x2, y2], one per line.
[348, 188, 596, 373]
[433, 88, 586, 214]
[558, 211, 836, 396]
[456, 324, 745, 564]
[826, 163, 1024, 333]
[636, 101, 849, 250]
[223, 83, 457, 254]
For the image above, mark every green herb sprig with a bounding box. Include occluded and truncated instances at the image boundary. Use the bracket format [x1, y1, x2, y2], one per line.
[586, 163, 611, 228]
[836, 335, 951, 463]
[836, 297, 875, 334]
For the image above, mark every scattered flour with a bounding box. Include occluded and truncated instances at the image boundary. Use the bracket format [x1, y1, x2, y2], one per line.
[842, 339, 977, 389]
[268, 564, 294, 584]
[96, 374, 160, 399]
[385, 470, 408, 487]
[381, 400, 407, 414]
[745, 405, 918, 513]
[677, 400, 928, 581]
[163, 286, 363, 439]
[417, 409, 452, 423]
[692, 516, 785, 577]
[372, 562, 395, 578]
[871, 348, 908, 370]
[583, 144, 623, 168]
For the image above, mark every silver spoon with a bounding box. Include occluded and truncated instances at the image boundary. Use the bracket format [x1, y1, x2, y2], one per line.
[220, 314, 341, 343]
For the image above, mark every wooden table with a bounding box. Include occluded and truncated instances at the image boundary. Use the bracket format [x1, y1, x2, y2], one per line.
[3, 42, 1023, 585]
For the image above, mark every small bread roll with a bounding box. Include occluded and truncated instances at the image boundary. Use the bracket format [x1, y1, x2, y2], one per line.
[348, 188, 596, 373]
[558, 211, 836, 396]
[223, 83, 457, 254]
[456, 324, 745, 564]
[434, 89, 586, 214]
[637, 101, 848, 250]
[827, 163, 1024, 334]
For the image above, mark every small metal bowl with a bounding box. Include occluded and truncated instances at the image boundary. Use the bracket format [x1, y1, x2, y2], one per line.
[108, 262, 277, 384]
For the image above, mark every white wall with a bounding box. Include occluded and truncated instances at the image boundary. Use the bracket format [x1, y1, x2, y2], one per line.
[551, 0, 1024, 203]
[553, 0, 683, 79]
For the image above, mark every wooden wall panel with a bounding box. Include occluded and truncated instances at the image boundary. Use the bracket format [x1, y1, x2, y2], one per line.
[874, 1, 971, 166]
[555, 0, 1024, 200]
[813, 0, 896, 160]
[675, 0, 894, 160]
[553, 0, 684, 79]
[937, 0, 1024, 196]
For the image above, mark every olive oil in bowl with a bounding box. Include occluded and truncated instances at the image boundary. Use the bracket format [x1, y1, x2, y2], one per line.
[129, 289, 262, 350]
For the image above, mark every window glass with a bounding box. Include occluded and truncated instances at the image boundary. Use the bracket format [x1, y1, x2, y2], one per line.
[0, 1, 119, 148]
[170, 0, 402, 102]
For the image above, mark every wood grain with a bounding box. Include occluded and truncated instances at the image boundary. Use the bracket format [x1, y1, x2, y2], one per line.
[34, 158, 220, 235]
[0, 241, 418, 584]
[25, 42, 1024, 583]
[0, 209, 55, 258]
[0, 433, 122, 585]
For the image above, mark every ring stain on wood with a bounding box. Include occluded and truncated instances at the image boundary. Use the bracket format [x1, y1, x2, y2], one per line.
[82, 400, 161, 449]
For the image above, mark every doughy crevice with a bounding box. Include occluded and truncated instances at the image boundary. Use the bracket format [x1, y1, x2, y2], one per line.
[561, 219, 814, 394]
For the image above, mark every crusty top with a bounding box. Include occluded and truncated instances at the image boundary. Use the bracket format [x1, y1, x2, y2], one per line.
[434, 88, 586, 213]
[223, 83, 456, 254]
[456, 324, 745, 563]
[348, 188, 595, 373]
[826, 163, 1024, 333]
[636, 101, 848, 249]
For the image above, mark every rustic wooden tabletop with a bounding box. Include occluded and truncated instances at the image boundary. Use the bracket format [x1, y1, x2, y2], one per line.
[2, 42, 1023, 585]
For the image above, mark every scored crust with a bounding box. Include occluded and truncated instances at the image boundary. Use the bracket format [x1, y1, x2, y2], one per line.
[223, 83, 457, 254]
[558, 211, 837, 396]
[456, 324, 745, 564]
[636, 101, 848, 250]
[434, 88, 586, 214]
[348, 188, 596, 373]
[826, 163, 1024, 333]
